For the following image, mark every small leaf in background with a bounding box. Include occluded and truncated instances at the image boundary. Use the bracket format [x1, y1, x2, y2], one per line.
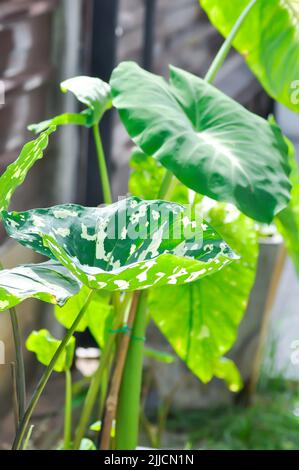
[111, 62, 291, 223]
[79, 438, 96, 450]
[26, 329, 75, 372]
[200, 0, 299, 113]
[275, 138, 299, 276]
[29, 76, 112, 133]
[2, 197, 237, 292]
[55, 286, 113, 347]
[0, 127, 55, 212]
[61, 76, 112, 125]
[0, 261, 81, 311]
[149, 200, 258, 385]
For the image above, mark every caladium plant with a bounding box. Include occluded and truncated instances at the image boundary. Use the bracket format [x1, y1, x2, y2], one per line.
[0, 0, 296, 453]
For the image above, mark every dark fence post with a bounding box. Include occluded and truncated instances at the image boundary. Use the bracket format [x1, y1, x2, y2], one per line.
[142, 0, 157, 71]
[85, 0, 119, 206]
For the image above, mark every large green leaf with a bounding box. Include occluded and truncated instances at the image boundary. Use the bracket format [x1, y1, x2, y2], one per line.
[2, 197, 237, 292]
[149, 199, 258, 385]
[26, 329, 75, 372]
[200, 0, 299, 113]
[111, 62, 291, 223]
[0, 127, 55, 212]
[29, 76, 112, 133]
[55, 286, 113, 347]
[275, 139, 299, 276]
[0, 261, 81, 311]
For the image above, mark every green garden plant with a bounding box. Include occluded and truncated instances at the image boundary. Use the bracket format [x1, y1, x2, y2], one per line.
[0, 0, 297, 451]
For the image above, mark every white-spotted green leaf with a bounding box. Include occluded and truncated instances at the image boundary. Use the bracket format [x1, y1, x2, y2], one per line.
[26, 329, 75, 372]
[111, 62, 291, 223]
[29, 76, 112, 133]
[149, 199, 258, 386]
[0, 261, 81, 311]
[55, 286, 113, 347]
[0, 127, 55, 212]
[200, 0, 299, 113]
[2, 197, 237, 292]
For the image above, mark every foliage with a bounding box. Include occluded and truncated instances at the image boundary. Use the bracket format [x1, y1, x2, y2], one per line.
[0, 261, 81, 311]
[0, 127, 55, 212]
[111, 61, 291, 223]
[55, 286, 112, 347]
[29, 76, 112, 133]
[200, 0, 299, 113]
[149, 200, 258, 386]
[1, 198, 236, 292]
[26, 329, 75, 373]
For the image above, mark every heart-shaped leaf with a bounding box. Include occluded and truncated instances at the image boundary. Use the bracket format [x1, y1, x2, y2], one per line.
[0, 261, 81, 311]
[200, 0, 299, 113]
[0, 127, 55, 212]
[149, 199, 258, 385]
[29, 76, 112, 133]
[2, 197, 237, 292]
[55, 286, 113, 347]
[26, 329, 75, 372]
[111, 62, 291, 223]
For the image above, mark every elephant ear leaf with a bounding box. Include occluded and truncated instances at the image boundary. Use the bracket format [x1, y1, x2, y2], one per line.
[29, 76, 112, 133]
[0, 261, 81, 311]
[26, 329, 75, 372]
[2, 197, 237, 292]
[111, 62, 291, 223]
[0, 127, 55, 212]
[200, 0, 299, 113]
[149, 199, 258, 386]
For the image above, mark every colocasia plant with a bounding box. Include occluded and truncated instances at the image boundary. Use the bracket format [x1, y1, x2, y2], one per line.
[0, 0, 298, 450]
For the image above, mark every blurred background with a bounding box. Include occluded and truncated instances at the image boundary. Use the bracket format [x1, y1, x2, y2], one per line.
[0, 0, 299, 450]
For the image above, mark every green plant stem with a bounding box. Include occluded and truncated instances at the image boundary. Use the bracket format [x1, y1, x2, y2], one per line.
[158, 170, 174, 199]
[204, 0, 257, 84]
[10, 306, 26, 424]
[64, 369, 72, 450]
[0, 261, 26, 425]
[73, 293, 130, 449]
[156, 0, 257, 200]
[73, 336, 114, 449]
[93, 124, 112, 205]
[12, 291, 94, 450]
[115, 290, 148, 450]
